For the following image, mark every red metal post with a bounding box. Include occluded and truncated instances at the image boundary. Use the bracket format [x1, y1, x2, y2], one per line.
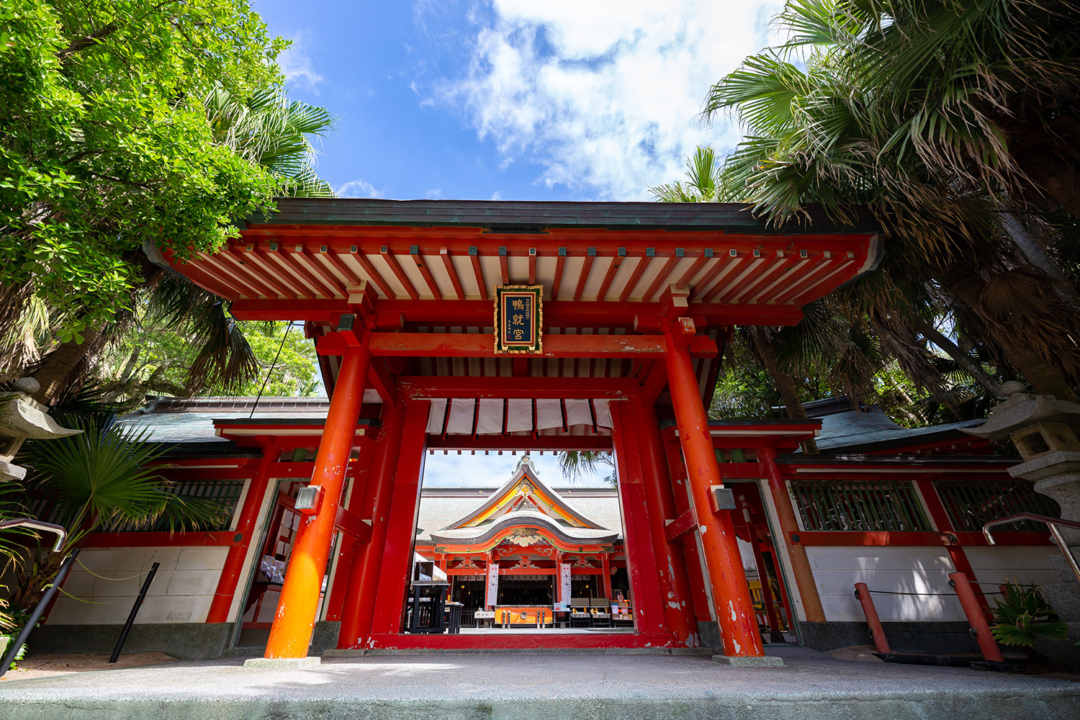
[368, 400, 430, 640]
[264, 341, 372, 659]
[206, 449, 275, 624]
[637, 402, 699, 647]
[663, 319, 764, 658]
[610, 403, 668, 640]
[854, 582, 891, 654]
[950, 572, 1005, 663]
[337, 399, 407, 648]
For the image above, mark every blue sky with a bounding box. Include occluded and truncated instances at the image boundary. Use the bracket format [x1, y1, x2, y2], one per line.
[254, 1, 783, 486]
[421, 450, 611, 488]
[254, 0, 784, 201]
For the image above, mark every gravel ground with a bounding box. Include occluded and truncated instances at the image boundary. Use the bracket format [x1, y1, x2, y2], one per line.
[1, 652, 177, 681]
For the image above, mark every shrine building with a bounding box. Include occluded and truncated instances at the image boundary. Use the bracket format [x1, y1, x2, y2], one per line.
[29, 200, 1065, 661]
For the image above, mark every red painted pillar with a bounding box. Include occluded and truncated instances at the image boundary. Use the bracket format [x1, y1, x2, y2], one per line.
[206, 449, 275, 623]
[854, 582, 891, 654]
[368, 400, 430, 640]
[264, 341, 371, 659]
[664, 319, 763, 658]
[324, 439, 375, 623]
[337, 399, 407, 648]
[757, 446, 826, 623]
[660, 427, 712, 623]
[637, 402, 699, 647]
[601, 552, 613, 602]
[610, 402, 668, 640]
[916, 478, 990, 614]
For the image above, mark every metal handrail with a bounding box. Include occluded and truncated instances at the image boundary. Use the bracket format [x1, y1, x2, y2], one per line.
[0, 518, 67, 552]
[983, 513, 1080, 586]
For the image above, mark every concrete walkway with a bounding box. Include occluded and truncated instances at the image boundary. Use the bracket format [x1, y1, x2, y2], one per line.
[0, 646, 1077, 719]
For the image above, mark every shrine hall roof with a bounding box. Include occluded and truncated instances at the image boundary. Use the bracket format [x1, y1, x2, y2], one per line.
[242, 198, 878, 234]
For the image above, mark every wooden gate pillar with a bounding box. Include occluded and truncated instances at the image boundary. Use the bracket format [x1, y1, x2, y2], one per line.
[264, 339, 372, 659]
[367, 400, 430, 640]
[756, 446, 826, 623]
[663, 318, 764, 658]
[636, 401, 700, 647]
[205, 448, 275, 624]
[337, 399, 407, 648]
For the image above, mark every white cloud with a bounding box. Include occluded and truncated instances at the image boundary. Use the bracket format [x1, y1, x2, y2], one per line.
[279, 32, 325, 93]
[426, 188, 444, 199]
[490, 190, 502, 200]
[440, 0, 783, 199]
[336, 179, 384, 198]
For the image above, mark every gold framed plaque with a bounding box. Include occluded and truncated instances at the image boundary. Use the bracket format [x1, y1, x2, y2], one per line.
[494, 285, 543, 354]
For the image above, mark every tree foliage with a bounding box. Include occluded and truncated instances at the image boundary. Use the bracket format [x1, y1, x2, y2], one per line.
[0, 0, 287, 336]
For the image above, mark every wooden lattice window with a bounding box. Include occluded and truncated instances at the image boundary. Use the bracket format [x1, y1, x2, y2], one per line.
[790, 480, 931, 532]
[933, 480, 1060, 532]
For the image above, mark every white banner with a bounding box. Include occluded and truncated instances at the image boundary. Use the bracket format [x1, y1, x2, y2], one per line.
[559, 563, 572, 604]
[486, 562, 500, 608]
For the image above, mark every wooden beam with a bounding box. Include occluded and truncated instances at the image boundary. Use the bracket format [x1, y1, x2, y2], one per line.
[528, 250, 537, 285]
[297, 249, 347, 298]
[596, 253, 622, 301]
[427, 434, 612, 451]
[704, 257, 763, 303]
[380, 247, 419, 300]
[321, 248, 363, 286]
[396, 375, 638, 399]
[440, 247, 464, 300]
[327, 332, 719, 359]
[664, 510, 697, 543]
[713, 256, 768, 304]
[641, 253, 681, 303]
[551, 250, 566, 301]
[335, 506, 372, 543]
[640, 360, 668, 406]
[231, 247, 294, 298]
[674, 252, 710, 289]
[619, 253, 653, 303]
[410, 247, 442, 300]
[350, 249, 396, 299]
[214, 252, 278, 298]
[288, 248, 340, 298]
[262, 247, 316, 299]
[179, 260, 244, 301]
[574, 250, 596, 302]
[470, 252, 488, 300]
[690, 256, 735, 301]
[499, 249, 510, 285]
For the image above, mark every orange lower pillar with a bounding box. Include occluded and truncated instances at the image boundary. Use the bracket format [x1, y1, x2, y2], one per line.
[264, 341, 372, 659]
[854, 583, 891, 654]
[950, 572, 1005, 663]
[664, 319, 766, 660]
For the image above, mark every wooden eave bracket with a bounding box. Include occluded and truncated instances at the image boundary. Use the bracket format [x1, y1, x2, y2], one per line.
[664, 509, 697, 543]
[335, 506, 372, 544]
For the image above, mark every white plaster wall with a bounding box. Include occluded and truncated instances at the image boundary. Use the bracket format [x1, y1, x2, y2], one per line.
[49, 546, 229, 625]
[963, 546, 1062, 592]
[806, 546, 965, 622]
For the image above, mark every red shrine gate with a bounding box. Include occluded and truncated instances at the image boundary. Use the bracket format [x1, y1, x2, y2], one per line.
[163, 199, 879, 661]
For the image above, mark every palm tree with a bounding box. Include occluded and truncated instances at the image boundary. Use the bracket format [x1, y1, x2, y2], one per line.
[9, 417, 226, 614]
[26, 88, 336, 405]
[558, 451, 616, 486]
[699, 0, 1080, 402]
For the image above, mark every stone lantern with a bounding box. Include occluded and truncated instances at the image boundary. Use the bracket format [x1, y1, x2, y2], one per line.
[964, 381, 1080, 661]
[0, 378, 82, 482]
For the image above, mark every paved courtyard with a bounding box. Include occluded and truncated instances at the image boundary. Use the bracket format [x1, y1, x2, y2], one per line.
[0, 646, 1077, 720]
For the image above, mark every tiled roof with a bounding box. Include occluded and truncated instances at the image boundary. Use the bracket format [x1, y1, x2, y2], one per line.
[812, 407, 983, 453]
